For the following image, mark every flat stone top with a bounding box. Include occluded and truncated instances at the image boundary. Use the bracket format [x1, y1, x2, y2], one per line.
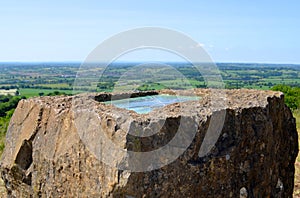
[23, 89, 283, 120]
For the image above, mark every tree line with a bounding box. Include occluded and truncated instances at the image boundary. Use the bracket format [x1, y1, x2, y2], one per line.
[0, 95, 26, 117]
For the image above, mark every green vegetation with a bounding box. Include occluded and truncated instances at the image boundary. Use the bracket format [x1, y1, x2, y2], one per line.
[271, 84, 300, 110]
[0, 95, 25, 117]
[19, 88, 76, 98]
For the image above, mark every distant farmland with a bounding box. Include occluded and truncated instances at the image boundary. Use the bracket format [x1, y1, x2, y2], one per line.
[0, 89, 17, 96]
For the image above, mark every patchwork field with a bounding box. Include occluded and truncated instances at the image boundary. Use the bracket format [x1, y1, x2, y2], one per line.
[0, 89, 17, 96]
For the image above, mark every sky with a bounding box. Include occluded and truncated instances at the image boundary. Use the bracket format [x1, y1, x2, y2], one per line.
[0, 0, 299, 64]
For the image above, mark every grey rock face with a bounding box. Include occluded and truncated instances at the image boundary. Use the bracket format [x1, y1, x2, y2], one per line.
[0, 89, 298, 197]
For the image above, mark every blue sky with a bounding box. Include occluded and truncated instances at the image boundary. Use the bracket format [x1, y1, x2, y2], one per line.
[0, 0, 299, 63]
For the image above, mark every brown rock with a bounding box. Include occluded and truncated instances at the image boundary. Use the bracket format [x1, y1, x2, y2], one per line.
[0, 89, 298, 197]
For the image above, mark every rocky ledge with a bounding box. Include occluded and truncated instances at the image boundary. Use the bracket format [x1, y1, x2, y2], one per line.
[0, 89, 298, 197]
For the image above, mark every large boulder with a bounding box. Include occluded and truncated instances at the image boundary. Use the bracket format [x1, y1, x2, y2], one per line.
[0, 89, 298, 197]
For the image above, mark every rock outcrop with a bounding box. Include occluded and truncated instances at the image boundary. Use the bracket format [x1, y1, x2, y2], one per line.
[0, 89, 298, 197]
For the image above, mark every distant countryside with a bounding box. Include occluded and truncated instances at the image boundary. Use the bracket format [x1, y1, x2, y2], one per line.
[0, 62, 299, 95]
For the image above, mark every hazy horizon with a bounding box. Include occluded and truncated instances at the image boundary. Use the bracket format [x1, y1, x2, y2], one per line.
[0, 61, 299, 65]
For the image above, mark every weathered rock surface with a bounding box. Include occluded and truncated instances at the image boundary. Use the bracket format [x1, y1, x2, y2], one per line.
[0, 89, 298, 197]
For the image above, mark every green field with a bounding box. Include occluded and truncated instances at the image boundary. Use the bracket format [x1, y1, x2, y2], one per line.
[19, 88, 82, 98]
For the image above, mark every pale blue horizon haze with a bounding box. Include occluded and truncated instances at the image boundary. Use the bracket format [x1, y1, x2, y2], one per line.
[0, 0, 299, 64]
